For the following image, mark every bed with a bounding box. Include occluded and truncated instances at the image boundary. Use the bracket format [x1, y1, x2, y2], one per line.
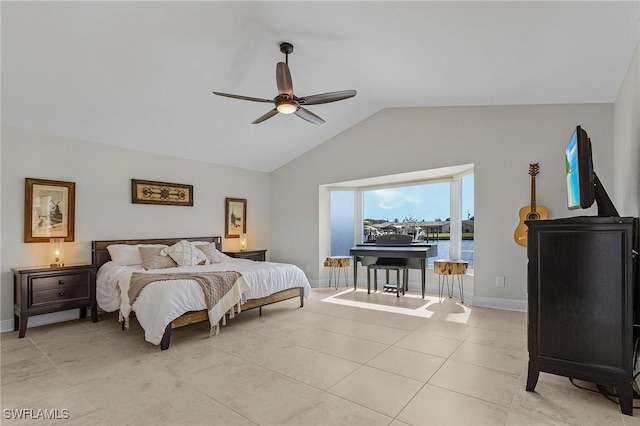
[92, 236, 310, 350]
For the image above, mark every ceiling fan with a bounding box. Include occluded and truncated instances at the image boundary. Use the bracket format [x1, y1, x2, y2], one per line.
[213, 42, 356, 125]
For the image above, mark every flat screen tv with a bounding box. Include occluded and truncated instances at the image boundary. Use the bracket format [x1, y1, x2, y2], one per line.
[565, 125, 619, 217]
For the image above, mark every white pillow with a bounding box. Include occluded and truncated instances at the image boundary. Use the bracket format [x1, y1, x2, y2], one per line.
[162, 240, 207, 267]
[107, 244, 141, 265]
[107, 244, 168, 266]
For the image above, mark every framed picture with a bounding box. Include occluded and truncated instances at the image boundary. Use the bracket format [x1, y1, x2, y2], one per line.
[24, 178, 75, 243]
[225, 198, 246, 238]
[131, 179, 193, 206]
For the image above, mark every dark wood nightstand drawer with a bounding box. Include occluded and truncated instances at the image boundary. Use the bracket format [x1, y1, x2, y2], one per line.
[30, 271, 91, 291]
[31, 286, 89, 306]
[12, 264, 99, 338]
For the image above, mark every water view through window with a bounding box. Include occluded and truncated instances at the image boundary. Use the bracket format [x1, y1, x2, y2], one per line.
[330, 174, 474, 269]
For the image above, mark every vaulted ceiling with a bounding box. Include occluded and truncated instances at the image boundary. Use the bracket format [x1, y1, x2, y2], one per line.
[2, 1, 638, 172]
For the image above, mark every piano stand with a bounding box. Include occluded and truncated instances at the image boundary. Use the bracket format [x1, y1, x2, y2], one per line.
[350, 244, 436, 299]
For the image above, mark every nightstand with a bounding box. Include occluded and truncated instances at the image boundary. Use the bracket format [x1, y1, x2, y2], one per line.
[12, 264, 98, 338]
[223, 250, 267, 262]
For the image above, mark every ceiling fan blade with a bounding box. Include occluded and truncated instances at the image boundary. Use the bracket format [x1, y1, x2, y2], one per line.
[252, 108, 279, 124]
[212, 91, 273, 103]
[298, 90, 357, 106]
[295, 107, 325, 125]
[276, 62, 293, 98]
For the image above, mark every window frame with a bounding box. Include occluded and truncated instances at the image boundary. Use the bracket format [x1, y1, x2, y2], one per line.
[326, 168, 474, 270]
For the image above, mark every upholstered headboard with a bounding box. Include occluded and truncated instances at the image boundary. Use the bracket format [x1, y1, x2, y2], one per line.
[91, 236, 223, 269]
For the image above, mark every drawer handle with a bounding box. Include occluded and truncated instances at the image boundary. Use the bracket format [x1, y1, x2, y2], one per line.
[58, 291, 65, 297]
[58, 280, 65, 285]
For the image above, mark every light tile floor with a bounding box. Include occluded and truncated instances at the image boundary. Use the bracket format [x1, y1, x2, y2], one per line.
[1, 287, 638, 425]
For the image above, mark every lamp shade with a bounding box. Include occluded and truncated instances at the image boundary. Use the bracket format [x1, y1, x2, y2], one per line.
[240, 233, 247, 251]
[49, 238, 64, 267]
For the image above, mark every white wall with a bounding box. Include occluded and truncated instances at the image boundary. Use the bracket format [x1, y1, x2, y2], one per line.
[271, 104, 614, 309]
[614, 41, 640, 217]
[0, 126, 271, 326]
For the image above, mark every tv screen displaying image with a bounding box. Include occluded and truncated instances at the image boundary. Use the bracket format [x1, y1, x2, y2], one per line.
[564, 125, 618, 216]
[565, 130, 582, 209]
[565, 126, 594, 210]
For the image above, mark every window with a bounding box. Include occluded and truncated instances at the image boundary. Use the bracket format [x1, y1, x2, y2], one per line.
[326, 165, 474, 269]
[330, 191, 355, 256]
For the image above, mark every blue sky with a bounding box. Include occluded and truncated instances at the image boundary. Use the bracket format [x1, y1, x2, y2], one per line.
[363, 175, 474, 222]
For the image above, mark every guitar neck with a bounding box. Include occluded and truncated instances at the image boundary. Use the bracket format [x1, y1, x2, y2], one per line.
[530, 176, 537, 213]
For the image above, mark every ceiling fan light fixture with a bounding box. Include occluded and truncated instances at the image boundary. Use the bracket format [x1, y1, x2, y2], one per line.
[276, 100, 298, 114]
[213, 41, 356, 124]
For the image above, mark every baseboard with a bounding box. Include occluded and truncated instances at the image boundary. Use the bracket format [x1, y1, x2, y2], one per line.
[471, 295, 527, 312]
[0, 309, 82, 334]
[308, 279, 323, 288]
[311, 278, 352, 289]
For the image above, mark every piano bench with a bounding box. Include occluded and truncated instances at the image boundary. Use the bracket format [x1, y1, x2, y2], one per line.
[367, 264, 407, 297]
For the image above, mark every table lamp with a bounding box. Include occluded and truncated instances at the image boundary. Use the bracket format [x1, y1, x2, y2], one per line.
[49, 238, 64, 267]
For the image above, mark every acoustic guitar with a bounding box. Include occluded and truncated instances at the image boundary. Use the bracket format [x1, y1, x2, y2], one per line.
[514, 163, 548, 247]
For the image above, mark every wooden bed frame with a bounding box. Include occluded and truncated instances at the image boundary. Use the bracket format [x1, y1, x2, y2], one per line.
[92, 236, 304, 350]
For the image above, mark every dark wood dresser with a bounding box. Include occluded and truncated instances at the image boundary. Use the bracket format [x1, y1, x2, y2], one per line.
[12, 264, 98, 337]
[223, 250, 267, 262]
[525, 216, 639, 416]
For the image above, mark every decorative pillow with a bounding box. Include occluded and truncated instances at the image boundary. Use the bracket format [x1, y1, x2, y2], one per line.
[196, 243, 225, 264]
[107, 244, 167, 266]
[162, 240, 208, 267]
[138, 246, 177, 270]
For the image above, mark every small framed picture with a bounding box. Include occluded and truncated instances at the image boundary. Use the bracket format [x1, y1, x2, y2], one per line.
[225, 198, 246, 238]
[24, 178, 75, 243]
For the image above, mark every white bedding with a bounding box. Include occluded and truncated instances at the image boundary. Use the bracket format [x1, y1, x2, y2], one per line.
[96, 259, 311, 345]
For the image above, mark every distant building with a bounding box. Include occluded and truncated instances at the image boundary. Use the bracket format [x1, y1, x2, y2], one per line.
[366, 219, 473, 242]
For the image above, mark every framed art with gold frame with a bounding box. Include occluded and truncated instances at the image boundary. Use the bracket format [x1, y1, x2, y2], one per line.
[24, 178, 75, 243]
